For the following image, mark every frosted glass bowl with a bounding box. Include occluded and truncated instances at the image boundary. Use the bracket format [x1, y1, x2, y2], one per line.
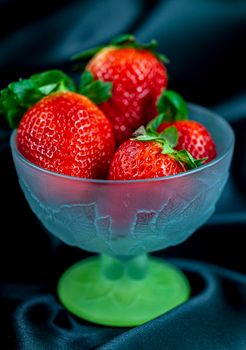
[10, 104, 234, 327]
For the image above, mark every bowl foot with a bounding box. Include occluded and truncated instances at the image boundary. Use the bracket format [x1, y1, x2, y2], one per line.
[57, 255, 190, 327]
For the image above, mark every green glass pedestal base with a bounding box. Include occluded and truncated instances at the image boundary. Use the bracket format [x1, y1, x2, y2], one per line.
[58, 255, 190, 327]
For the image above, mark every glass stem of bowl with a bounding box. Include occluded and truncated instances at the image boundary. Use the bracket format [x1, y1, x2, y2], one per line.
[100, 254, 149, 280]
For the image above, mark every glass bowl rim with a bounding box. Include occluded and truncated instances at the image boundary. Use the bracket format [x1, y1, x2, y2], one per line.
[10, 103, 235, 185]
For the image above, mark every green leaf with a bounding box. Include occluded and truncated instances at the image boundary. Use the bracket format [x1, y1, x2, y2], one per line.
[133, 125, 163, 143]
[161, 142, 175, 154]
[155, 53, 170, 64]
[38, 83, 60, 95]
[113, 37, 169, 64]
[133, 125, 176, 152]
[0, 69, 76, 128]
[8, 80, 43, 107]
[79, 70, 94, 88]
[0, 88, 26, 128]
[134, 134, 161, 142]
[80, 81, 112, 104]
[130, 39, 169, 64]
[146, 114, 179, 149]
[30, 70, 76, 92]
[146, 113, 166, 135]
[194, 157, 207, 166]
[141, 39, 158, 50]
[157, 90, 188, 121]
[160, 126, 178, 147]
[72, 47, 105, 71]
[79, 71, 112, 104]
[129, 38, 169, 64]
[71, 46, 104, 62]
[174, 150, 200, 170]
[111, 34, 135, 45]
[71, 34, 169, 70]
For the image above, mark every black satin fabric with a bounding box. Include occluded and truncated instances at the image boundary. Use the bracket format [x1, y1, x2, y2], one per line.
[1, 1, 246, 349]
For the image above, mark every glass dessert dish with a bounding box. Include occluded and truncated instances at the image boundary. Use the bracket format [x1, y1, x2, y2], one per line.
[10, 104, 234, 327]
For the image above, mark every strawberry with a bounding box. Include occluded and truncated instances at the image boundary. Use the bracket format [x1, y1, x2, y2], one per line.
[0, 70, 115, 178]
[109, 140, 185, 180]
[158, 120, 216, 162]
[155, 90, 217, 163]
[108, 125, 202, 180]
[73, 34, 168, 144]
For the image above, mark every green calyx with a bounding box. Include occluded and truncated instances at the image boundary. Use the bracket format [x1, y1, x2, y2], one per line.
[152, 90, 207, 166]
[0, 70, 112, 128]
[79, 71, 112, 104]
[0, 70, 76, 128]
[132, 121, 203, 170]
[71, 33, 169, 71]
[157, 90, 189, 122]
[110, 34, 169, 63]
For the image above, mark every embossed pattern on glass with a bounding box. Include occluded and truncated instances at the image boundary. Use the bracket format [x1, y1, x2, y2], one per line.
[11, 104, 234, 257]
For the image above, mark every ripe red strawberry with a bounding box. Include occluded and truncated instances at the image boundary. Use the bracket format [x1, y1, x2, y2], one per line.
[155, 90, 217, 163]
[17, 91, 115, 178]
[73, 34, 168, 144]
[109, 139, 186, 180]
[108, 126, 201, 180]
[158, 120, 216, 162]
[0, 70, 115, 178]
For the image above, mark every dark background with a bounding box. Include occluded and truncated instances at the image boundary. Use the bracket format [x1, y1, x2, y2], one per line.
[0, 1, 246, 349]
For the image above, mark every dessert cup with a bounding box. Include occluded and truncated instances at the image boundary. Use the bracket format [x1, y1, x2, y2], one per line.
[10, 104, 234, 327]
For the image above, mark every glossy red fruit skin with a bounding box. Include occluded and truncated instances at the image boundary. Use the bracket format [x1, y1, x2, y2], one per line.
[16, 91, 115, 179]
[87, 47, 168, 145]
[108, 140, 186, 180]
[158, 120, 216, 163]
